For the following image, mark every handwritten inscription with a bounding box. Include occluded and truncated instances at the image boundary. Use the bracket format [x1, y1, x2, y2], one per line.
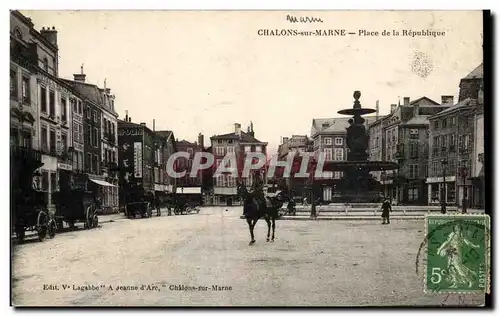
[286, 15, 323, 23]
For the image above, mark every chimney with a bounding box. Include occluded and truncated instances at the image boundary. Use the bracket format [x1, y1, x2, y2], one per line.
[282, 137, 289, 144]
[390, 104, 397, 113]
[40, 26, 58, 47]
[125, 110, 129, 122]
[198, 133, 204, 148]
[441, 95, 454, 105]
[140, 122, 146, 126]
[413, 103, 420, 116]
[404, 97, 410, 106]
[375, 100, 379, 119]
[128, 117, 132, 122]
[73, 64, 86, 83]
[234, 123, 241, 137]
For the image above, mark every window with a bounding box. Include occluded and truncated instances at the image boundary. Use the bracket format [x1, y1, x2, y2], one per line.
[187, 148, 193, 155]
[324, 137, 332, 145]
[41, 126, 48, 151]
[216, 159, 222, 167]
[10, 69, 17, 99]
[71, 98, 77, 113]
[49, 90, 55, 116]
[22, 76, 30, 104]
[464, 134, 471, 152]
[335, 137, 343, 145]
[227, 176, 236, 187]
[93, 110, 97, 122]
[451, 116, 457, 126]
[215, 147, 225, 156]
[86, 153, 92, 172]
[334, 148, 343, 161]
[43, 57, 48, 71]
[255, 146, 262, 152]
[61, 133, 67, 153]
[409, 130, 419, 139]
[86, 105, 91, 119]
[449, 134, 456, 151]
[408, 142, 418, 158]
[323, 171, 333, 179]
[112, 151, 116, 164]
[22, 130, 32, 148]
[244, 146, 251, 152]
[408, 186, 419, 201]
[60, 97, 67, 122]
[40, 87, 47, 113]
[49, 130, 56, 154]
[228, 140, 233, 144]
[226, 147, 234, 153]
[324, 148, 332, 161]
[334, 171, 342, 179]
[409, 164, 419, 179]
[78, 100, 82, 114]
[442, 118, 447, 128]
[93, 127, 99, 147]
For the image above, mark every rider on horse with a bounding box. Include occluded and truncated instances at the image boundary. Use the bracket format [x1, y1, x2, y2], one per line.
[250, 172, 267, 210]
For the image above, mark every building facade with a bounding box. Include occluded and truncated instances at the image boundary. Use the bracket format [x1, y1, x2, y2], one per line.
[426, 63, 484, 209]
[370, 96, 451, 205]
[154, 130, 177, 194]
[210, 123, 267, 206]
[310, 116, 377, 203]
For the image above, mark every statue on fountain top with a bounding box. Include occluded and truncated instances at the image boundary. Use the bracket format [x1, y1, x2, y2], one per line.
[346, 117, 369, 161]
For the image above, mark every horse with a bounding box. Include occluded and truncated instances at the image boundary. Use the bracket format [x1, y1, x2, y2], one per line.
[237, 184, 286, 245]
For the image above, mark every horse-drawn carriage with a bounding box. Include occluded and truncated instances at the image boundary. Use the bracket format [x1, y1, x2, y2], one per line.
[124, 188, 154, 219]
[11, 146, 56, 243]
[53, 188, 99, 230]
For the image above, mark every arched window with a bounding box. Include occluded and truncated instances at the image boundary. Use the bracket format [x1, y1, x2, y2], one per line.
[43, 57, 48, 71]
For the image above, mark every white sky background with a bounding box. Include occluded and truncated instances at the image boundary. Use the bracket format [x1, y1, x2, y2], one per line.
[20, 10, 483, 155]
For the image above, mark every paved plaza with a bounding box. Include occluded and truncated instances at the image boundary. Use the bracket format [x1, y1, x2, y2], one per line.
[12, 207, 485, 307]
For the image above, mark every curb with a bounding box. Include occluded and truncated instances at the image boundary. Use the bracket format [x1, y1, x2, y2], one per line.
[239, 215, 424, 220]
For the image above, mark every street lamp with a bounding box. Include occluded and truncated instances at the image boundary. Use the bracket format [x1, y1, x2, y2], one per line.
[441, 158, 448, 214]
[459, 162, 468, 214]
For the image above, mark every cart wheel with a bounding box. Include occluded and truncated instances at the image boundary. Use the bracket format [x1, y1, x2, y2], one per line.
[48, 219, 56, 238]
[15, 225, 25, 243]
[92, 214, 99, 228]
[85, 206, 93, 229]
[36, 210, 48, 242]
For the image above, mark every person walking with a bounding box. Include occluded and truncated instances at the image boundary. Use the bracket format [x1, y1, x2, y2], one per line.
[381, 198, 392, 224]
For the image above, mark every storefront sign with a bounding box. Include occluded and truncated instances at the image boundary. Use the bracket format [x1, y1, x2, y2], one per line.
[134, 142, 143, 178]
[57, 163, 73, 171]
[119, 128, 143, 136]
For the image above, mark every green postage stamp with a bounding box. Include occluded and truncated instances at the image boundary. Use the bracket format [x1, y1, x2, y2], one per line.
[425, 214, 491, 294]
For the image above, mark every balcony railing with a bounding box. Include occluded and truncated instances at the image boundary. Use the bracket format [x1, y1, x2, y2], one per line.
[10, 145, 42, 163]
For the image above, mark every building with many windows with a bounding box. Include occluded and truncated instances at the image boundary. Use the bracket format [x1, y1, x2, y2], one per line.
[310, 116, 377, 203]
[209, 122, 267, 206]
[426, 63, 484, 209]
[369, 96, 451, 204]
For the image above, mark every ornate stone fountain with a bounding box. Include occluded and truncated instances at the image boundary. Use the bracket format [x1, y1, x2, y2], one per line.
[324, 91, 400, 203]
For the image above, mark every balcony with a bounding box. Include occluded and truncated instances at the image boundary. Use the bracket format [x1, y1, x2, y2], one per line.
[10, 145, 43, 168]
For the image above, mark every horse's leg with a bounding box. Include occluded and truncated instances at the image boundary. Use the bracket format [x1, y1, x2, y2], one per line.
[247, 218, 256, 245]
[265, 216, 271, 242]
[271, 217, 276, 242]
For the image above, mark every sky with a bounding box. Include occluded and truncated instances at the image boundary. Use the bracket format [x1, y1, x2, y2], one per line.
[22, 10, 483, 155]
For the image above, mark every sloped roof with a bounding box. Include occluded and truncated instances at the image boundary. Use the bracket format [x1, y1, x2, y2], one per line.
[311, 116, 378, 136]
[429, 98, 472, 118]
[463, 63, 483, 79]
[60, 79, 104, 106]
[402, 115, 430, 126]
[409, 96, 440, 106]
[211, 131, 266, 144]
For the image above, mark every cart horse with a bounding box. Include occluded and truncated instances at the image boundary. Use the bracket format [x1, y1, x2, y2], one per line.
[124, 189, 153, 219]
[11, 146, 56, 243]
[53, 187, 99, 230]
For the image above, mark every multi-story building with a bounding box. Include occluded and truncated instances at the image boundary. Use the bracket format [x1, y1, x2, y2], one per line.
[175, 137, 204, 188]
[69, 94, 85, 172]
[370, 96, 451, 204]
[11, 11, 75, 211]
[210, 123, 267, 206]
[471, 81, 484, 208]
[61, 69, 120, 212]
[426, 63, 483, 209]
[154, 129, 177, 194]
[118, 117, 175, 207]
[276, 135, 312, 199]
[310, 115, 378, 203]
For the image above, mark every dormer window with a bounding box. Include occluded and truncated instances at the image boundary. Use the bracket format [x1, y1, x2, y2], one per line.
[322, 123, 330, 129]
[13, 28, 22, 40]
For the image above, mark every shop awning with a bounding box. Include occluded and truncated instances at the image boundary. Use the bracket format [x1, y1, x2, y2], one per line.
[90, 179, 117, 187]
[176, 187, 201, 194]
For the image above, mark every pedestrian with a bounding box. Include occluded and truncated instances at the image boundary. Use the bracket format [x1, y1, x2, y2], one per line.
[381, 198, 392, 224]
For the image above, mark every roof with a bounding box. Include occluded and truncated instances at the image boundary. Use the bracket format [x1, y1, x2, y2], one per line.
[463, 63, 483, 79]
[409, 96, 440, 106]
[211, 131, 266, 144]
[60, 79, 104, 106]
[428, 98, 472, 118]
[311, 116, 378, 137]
[402, 115, 430, 126]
